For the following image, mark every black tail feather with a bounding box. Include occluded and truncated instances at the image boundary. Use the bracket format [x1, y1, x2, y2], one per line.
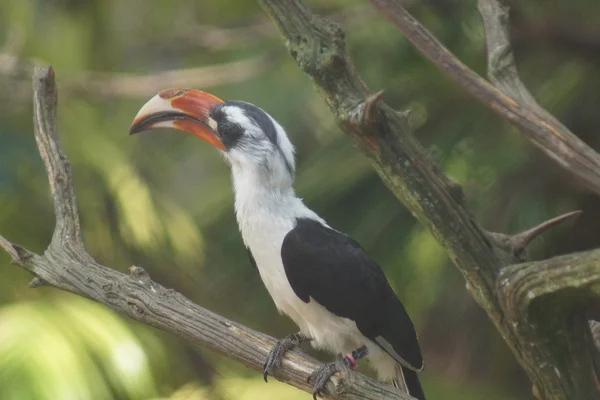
[393, 366, 425, 400]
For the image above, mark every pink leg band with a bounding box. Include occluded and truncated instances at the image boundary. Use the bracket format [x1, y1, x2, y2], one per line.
[345, 353, 357, 370]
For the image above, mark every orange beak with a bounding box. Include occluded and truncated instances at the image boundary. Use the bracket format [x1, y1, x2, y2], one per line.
[129, 88, 226, 150]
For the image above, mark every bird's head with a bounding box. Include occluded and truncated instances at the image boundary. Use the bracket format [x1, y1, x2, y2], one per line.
[130, 88, 295, 187]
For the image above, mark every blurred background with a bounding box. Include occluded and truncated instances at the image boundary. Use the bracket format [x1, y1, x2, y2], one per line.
[1, 0, 599, 399]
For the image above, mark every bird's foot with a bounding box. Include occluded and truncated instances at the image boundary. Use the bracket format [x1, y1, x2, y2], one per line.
[307, 346, 368, 399]
[262, 342, 286, 382]
[307, 361, 346, 400]
[263, 332, 310, 382]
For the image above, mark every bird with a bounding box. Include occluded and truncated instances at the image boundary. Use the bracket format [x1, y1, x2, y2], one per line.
[130, 88, 426, 400]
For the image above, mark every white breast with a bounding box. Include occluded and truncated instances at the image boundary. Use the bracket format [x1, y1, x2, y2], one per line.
[237, 200, 397, 381]
[232, 180, 358, 352]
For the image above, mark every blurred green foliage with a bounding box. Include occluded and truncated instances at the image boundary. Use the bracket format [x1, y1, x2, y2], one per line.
[1, 0, 599, 399]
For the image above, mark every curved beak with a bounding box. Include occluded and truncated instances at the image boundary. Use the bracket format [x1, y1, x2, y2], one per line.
[129, 88, 226, 150]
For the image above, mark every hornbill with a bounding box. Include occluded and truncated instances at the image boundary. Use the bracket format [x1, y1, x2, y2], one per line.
[130, 89, 426, 400]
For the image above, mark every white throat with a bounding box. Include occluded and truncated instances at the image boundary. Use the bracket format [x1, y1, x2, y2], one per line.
[232, 164, 294, 232]
[228, 161, 323, 248]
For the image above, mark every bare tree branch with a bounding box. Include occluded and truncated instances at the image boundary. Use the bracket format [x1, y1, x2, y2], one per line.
[0, 234, 19, 262]
[591, 321, 600, 352]
[62, 55, 275, 99]
[157, 4, 385, 51]
[476, 0, 539, 105]
[476, 2, 600, 383]
[258, 1, 600, 399]
[32, 67, 83, 245]
[488, 210, 582, 263]
[0, 55, 274, 101]
[0, 66, 411, 400]
[0, 5, 388, 102]
[498, 250, 600, 399]
[0, 3, 394, 106]
[367, 0, 600, 198]
[2, 2, 599, 399]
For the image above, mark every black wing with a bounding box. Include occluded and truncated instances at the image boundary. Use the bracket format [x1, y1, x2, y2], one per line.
[281, 218, 423, 371]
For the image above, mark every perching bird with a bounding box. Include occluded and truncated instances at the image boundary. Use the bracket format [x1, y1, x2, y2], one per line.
[130, 88, 425, 400]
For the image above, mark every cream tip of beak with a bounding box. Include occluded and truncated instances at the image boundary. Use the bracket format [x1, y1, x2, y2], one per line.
[133, 94, 177, 122]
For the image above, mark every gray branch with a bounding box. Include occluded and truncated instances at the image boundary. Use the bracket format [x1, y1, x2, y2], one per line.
[3, 3, 600, 399]
[487, 210, 582, 264]
[477, 3, 600, 392]
[0, 66, 411, 400]
[498, 250, 600, 399]
[259, 1, 600, 399]
[32, 67, 83, 245]
[367, 0, 600, 198]
[476, 0, 538, 106]
[1, 54, 273, 100]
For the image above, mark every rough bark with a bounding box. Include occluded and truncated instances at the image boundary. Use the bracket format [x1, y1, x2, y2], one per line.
[1, 1, 600, 399]
[368, 0, 600, 197]
[258, 1, 600, 399]
[0, 67, 411, 400]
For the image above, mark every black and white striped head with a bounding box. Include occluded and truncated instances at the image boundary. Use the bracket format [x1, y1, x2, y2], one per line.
[130, 89, 295, 185]
[210, 100, 295, 176]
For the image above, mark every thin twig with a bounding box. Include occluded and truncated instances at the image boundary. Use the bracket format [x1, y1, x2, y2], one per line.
[0, 5, 383, 101]
[488, 210, 583, 263]
[0, 54, 274, 101]
[476, 0, 539, 105]
[159, 4, 384, 51]
[368, 0, 600, 197]
[32, 67, 83, 245]
[511, 210, 582, 250]
[0, 234, 19, 262]
[62, 54, 274, 99]
[28, 276, 46, 288]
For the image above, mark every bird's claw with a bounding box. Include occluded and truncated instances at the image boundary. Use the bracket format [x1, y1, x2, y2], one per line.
[307, 362, 340, 400]
[263, 340, 285, 382]
[263, 333, 310, 383]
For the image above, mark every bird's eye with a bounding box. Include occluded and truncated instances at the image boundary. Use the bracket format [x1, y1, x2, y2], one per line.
[217, 120, 244, 149]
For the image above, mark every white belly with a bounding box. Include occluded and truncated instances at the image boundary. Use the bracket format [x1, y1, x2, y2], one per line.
[250, 238, 397, 380]
[235, 196, 397, 380]
[239, 210, 360, 353]
[255, 246, 364, 353]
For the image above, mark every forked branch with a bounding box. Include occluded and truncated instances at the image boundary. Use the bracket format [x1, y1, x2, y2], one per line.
[488, 210, 582, 263]
[368, 0, 600, 197]
[0, 67, 410, 400]
[260, 1, 600, 399]
[476, 0, 540, 106]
